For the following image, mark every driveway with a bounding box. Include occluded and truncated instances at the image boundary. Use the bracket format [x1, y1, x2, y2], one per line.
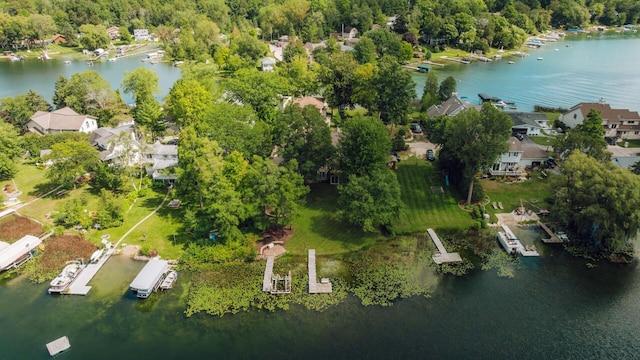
[407, 140, 437, 158]
[608, 145, 640, 157]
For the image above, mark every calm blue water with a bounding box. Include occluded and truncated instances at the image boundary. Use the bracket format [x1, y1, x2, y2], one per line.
[0, 53, 181, 104]
[413, 33, 640, 111]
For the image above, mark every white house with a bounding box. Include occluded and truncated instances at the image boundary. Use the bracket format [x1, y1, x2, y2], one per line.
[490, 137, 548, 176]
[508, 112, 548, 136]
[260, 57, 277, 72]
[133, 29, 150, 42]
[144, 141, 178, 182]
[559, 100, 640, 140]
[89, 122, 141, 166]
[342, 26, 358, 40]
[25, 107, 98, 135]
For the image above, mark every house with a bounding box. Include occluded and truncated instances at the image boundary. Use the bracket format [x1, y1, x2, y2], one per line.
[386, 16, 397, 28]
[508, 112, 548, 136]
[133, 29, 150, 42]
[25, 107, 98, 135]
[144, 141, 178, 182]
[89, 122, 141, 166]
[281, 96, 329, 120]
[490, 137, 548, 176]
[260, 57, 277, 72]
[427, 94, 480, 118]
[51, 34, 67, 44]
[559, 100, 640, 140]
[342, 27, 358, 41]
[106, 26, 120, 40]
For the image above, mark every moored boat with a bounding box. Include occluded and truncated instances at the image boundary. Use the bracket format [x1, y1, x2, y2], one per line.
[160, 270, 178, 290]
[48, 260, 84, 294]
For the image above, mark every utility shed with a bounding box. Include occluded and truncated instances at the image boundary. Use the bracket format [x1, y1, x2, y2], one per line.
[129, 258, 168, 298]
[0, 235, 42, 271]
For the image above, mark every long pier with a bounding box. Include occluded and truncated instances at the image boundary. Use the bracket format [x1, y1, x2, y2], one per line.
[308, 249, 332, 293]
[262, 256, 275, 292]
[66, 248, 114, 295]
[537, 221, 562, 243]
[427, 228, 462, 264]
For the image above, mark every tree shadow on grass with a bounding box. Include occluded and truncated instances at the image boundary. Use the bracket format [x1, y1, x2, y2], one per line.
[31, 181, 68, 199]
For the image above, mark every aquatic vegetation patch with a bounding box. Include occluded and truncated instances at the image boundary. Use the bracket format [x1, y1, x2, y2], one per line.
[18, 235, 96, 283]
[0, 214, 44, 242]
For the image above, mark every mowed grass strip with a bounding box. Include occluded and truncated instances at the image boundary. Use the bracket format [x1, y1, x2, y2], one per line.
[481, 172, 557, 220]
[394, 157, 475, 234]
[287, 184, 385, 256]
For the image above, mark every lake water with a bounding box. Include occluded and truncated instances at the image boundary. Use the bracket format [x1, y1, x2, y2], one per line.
[0, 52, 182, 104]
[2, 228, 640, 359]
[413, 32, 640, 111]
[3, 36, 640, 359]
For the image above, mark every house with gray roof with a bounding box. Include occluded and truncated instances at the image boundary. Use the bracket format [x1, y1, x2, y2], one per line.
[508, 112, 548, 136]
[26, 107, 98, 135]
[490, 137, 548, 176]
[89, 122, 141, 166]
[144, 141, 178, 182]
[260, 57, 277, 72]
[427, 94, 480, 118]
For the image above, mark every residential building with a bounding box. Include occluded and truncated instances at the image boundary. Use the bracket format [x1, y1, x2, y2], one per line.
[281, 96, 330, 124]
[26, 107, 98, 135]
[260, 57, 277, 72]
[133, 29, 150, 42]
[89, 122, 141, 166]
[342, 27, 358, 41]
[508, 112, 548, 136]
[426, 94, 480, 118]
[106, 26, 120, 40]
[559, 100, 640, 140]
[143, 141, 178, 182]
[490, 137, 548, 176]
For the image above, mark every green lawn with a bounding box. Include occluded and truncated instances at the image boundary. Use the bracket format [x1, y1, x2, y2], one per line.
[621, 139, 640, 148]
[287, 184, 385, 256]
[481, 171, 557, 220]
[393, 157, 476, 233]
[528, 135, 555, 147]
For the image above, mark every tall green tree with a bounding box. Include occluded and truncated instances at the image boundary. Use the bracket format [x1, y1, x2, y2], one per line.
[121, 68, 160, 107]
[0, 121, 22, 179]
[421, 72, 439, 110]
[319, 52, 358, 116]
[554, 151, 640, 254]
[164, 78, 213, 129]
[438, 75, 457, 101]
[0, 90, 51, 129]
[337, 115, 390, 177]
[225, 68, 290, 122]
[555, 109, 609, 162]
[46, 140, 101, 189]
[374, 55, 415, 124]
[438, 103, 512, 205]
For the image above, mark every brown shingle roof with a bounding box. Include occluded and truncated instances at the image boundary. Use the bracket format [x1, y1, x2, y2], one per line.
[30, 107, 96, 131]
[575, 103, 640, 123]
[292, 96, 326, 113]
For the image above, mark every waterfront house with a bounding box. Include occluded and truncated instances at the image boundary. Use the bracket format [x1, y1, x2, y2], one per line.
[89, 122, 142, 166]
[26, 107, 98, 135]
[260, 57, 277, 72]
[143, 141, 178, 182]
[133, 29, 150, 42]
[490, 137, 548, 176]
[51, 34, 67, 44]
[508, 112, 548, 136]
[106, 27, 120, 40]
[427, 94, 480, 118]
[559, 101, 640, 140]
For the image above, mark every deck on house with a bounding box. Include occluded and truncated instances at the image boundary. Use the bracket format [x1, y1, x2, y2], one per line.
[46, 336, 70, 357]
[427, 228, 462, 264]
[538, 221, 562, 243]
[308, 249, 332, 294]
[262, 256, 275, 292]
[66, 249, 114, 295]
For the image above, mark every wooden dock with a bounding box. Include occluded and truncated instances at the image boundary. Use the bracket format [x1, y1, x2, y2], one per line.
[66, 248, 114, 295]
[262, 256, 275, 292]
[537, 221, 562, 243]
[46, 336, 70, 356]
[308, 249, 332, 294]
[427, 228, 462, 264]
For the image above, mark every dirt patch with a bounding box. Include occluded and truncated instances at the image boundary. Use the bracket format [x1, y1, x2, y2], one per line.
[0, 214, 44, 242]
[40, 235, 97, 273]
[255, 227, 294, 251]
[120, 244, 141, 257]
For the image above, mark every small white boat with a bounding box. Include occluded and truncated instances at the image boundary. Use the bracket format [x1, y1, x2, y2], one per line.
[90, 249, 104, 263]
[537, 57, 543, 60]
[64, 60, 71, 64]
[508, 61, 515, 64]
[160, 270, 178, 290]
[87, 61, 93, 66]
[48, 261, 84, 294]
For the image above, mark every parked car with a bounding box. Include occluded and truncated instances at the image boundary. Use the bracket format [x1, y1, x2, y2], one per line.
[605, 136, 618, 146]
[513, 133, 524, 141]
[426, 149, 435, 161]
[410, 123, 423, 134]
[545, 156, 556, 169]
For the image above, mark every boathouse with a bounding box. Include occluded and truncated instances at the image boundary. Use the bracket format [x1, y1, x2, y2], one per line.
[129, 258, 169, 298]
[0, 235, 42, 271]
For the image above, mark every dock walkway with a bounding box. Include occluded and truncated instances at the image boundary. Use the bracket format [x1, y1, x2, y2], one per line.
[262, 256, 274, 292]
[427, 228, 462, 264]
[308, 249, 332, 294]
[66, 249, 114, 295]
[537, 221, 562, 243]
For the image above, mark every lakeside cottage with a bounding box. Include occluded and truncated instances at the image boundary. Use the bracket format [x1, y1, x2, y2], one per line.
[426, 94, 480, 117]
[89, 122, 141, 166]
[490, 137, 548, 176]
[260, 57, 277, 72]
[559, 100, 640, 140]
[25, 107, 98, 135]
[508, 112, 548, 136]
[144, 141, 178, 183]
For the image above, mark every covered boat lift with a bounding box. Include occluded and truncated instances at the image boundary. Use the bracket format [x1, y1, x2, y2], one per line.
[129, 258, 169, 298]
[0, 235, 42, 271]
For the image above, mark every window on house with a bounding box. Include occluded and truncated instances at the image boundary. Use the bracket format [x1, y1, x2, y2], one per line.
[611, 124, 618, 128]
[573, 114, 577, 119]
[635, 131, 639, 135]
